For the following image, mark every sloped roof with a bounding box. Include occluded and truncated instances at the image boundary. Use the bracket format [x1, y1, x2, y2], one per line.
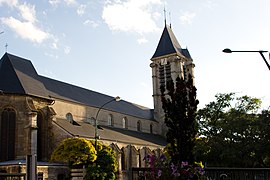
[0, 53, 154, 120]
[54, 118, 166, 147]
[151, 25, 192, 59]
[0, 53, 48, 97]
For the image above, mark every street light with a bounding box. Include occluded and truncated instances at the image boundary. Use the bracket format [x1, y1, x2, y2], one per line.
[223, 48, 270, 71]
[94, 96, 121, 148]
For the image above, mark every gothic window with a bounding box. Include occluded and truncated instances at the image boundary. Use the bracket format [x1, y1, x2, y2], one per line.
[159, 62, 171, 87]
[37, 111, 45, 161]
[137, 121, 141, 132]
[122, 117, 128, 129]
[108, 114, 113, 126]
[121, 148, 126, 170]
[150, 123, 153, 134]
[159, 66, 165, 87]
[0, 108, 16, 161]
[183, 65, 187, 80]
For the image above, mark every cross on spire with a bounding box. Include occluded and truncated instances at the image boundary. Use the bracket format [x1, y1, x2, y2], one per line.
[5, 43, 8, 52]
[164, 6, 167, 25]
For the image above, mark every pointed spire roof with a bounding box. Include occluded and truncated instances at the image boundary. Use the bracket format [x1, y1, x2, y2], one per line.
[151, 25, 192, 59]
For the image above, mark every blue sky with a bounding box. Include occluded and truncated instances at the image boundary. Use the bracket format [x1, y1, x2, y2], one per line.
[0, 0, 269, 110]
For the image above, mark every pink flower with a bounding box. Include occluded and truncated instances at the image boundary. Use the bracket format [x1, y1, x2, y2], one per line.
[158, 169, 162, 177]
[181, 161, 188, 167]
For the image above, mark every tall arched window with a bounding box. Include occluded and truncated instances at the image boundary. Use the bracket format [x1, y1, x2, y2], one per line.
[122, 117, 128, 129]
[37, 111, 46, 161]
[108, 114, 113, 126]
[150, 123, 153, 134]
[137, 121, 141, 132]
[0, 108, 16, 161]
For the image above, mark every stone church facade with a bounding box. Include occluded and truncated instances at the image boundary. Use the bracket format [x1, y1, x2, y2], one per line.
[0, 24, 194, 179]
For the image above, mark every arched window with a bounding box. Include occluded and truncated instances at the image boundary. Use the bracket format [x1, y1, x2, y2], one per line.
[108, 114, 113, 126]
[137, 121, 141, 132]
[121, 148, 126, 170]
[66, 113, 80, 126]
[122, 117, 128, 129]
[0, 108, 16, 161]
[66, 113, 73, 123]
[150, 123, 153, 134]
[37, 111, 46, 161]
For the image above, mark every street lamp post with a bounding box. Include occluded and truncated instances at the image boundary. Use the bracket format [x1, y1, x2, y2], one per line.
[223, 48, 270, 71]
[94, 96, 121, 149]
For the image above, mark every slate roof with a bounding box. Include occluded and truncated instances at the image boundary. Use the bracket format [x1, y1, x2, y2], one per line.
[152, 25, 192, 59]
[0, 53, 154, 120]
[54, 118, 166, 147]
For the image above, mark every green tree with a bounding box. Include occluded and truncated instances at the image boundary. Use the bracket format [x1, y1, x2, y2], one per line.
[85, 143, 118, 180]
[195, 93, 270, 167]
[51, 138, 97, 166]
[161, 74, 199, 164]
[51, 138, 118, 179]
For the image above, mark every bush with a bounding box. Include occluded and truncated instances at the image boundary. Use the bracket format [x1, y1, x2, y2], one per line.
[51, 138, 97, 166]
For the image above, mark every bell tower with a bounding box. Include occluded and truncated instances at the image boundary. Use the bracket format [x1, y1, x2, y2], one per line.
[150, 24, 195, 136]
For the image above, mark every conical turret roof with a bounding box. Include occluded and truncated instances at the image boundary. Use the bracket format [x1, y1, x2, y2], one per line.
[151, 25, 192, 59]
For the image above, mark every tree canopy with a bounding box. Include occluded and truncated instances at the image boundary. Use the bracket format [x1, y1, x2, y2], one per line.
[161, 74, 199, 164]
[51, 137, 97, 166]
[84, 143, 118, 180]
[51, 138, 118, 179]
[195, 93, 270, 167]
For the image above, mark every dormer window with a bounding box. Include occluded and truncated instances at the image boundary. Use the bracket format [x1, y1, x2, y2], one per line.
[66, 113, 73, 123]
[86, 116, 95, 125]
[66, 113, 80, 126]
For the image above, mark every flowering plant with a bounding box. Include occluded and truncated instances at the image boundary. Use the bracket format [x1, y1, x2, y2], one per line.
[143, 154, 205, 180]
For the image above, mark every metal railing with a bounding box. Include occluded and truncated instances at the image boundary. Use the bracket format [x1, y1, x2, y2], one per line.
[132, 167, 270, 180]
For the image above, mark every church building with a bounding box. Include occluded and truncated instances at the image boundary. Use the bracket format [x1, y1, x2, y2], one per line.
[0, 24, 194, 179]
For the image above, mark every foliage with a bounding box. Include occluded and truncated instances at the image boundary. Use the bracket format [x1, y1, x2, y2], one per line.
[144, 154, 205, 180]
[161, 74, 199, 164]
[195, 93, 270, 167]
[84, 142, 118, 180]
[50, 138, 97, 166]
[51, 138, 118, 179]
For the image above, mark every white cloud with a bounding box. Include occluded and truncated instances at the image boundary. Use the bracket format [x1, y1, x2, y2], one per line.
[18, 2, 36, 23]
[83, 20, 99, 28]
[77, 4, 86, 16]
[49, 0, 78, 7]
[64, 0, 77, 6]
[102, 0, 161, 34]
[51, 38, 59, 49]
[180, 11, 196, 25]
[0, 1, 53, 44]
[1, 17, 49, 43]
[64, 46, 71, 54]
[137, 37, 148, 44]
[49, 0, 60, 6]
[0, 0, 18, 6]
